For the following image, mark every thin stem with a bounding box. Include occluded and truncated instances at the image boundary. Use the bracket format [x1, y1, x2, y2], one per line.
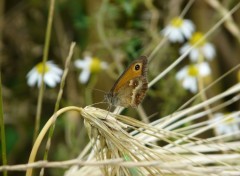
[197, 71, 214, 118]
[137, 104, 149, 123]
[197, 56, 214, 120]
[0, 74, 7, 176]
[40, 42, 76, 176]
[85, 74, 99, 105]
[148, 37, 167, 63]
[0, 0, 5, 49]
[33, 0, 56, 142]
[179, 0, 195, 18]
[0, 0, 6, 175]
[26, 106, 83, 176]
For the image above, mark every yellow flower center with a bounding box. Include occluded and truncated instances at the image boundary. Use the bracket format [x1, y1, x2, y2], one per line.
[189, 32, 206, 47]
[188, 65, 199, 76]
[224, 114, 236, 124]
[90, 57, 102, 73]
[170, 17, 183, 27]
[36, 62, 49, 73]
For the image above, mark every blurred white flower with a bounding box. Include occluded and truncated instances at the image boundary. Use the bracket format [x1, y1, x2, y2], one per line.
[27, 61, 63, 88]
[74, 56, 108, 84]
[180, 32, 216, 62]
[161, 17, 195, 43]
[176, 62, 211, 93]
[212, 113, 240, 136]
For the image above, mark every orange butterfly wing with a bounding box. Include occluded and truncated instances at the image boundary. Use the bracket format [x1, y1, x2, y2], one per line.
[106, 56, 148, 108]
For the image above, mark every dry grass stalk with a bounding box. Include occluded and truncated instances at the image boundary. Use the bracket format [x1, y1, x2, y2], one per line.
[64, 83, 240, 176]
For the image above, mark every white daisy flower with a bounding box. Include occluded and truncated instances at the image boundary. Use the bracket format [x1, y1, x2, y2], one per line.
[74, 56, 108, 84]
[27, 61, 63, 88]
[176, 62, 211, 93]
[180, 32, 216, 62]
[212, 113, 240, 136]
[161, 17, 195, 43]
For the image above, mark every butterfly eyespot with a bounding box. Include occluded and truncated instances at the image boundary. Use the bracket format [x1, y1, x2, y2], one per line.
[134, 64, 140, 71]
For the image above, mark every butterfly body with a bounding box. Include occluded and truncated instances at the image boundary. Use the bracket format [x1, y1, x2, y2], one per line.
[106, 56, 148, 108]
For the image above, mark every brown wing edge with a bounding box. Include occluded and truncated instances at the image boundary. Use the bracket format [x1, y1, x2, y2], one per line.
[139, 56, 148, 77]
[134, 75, 148, 107]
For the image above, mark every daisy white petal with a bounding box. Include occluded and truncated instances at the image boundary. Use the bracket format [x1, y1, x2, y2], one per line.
[180, 44, 199, 62]
[52, 73, 62, 82]
[181, 20, 195, 38]
[27, 67, 37, 78]
[27, 70, 39, 87]
[202, 43, 216, 60]
[170, 28, 184, 42]
[44, 74, 57, 88]
[49, 64, 63, 75]
[79, 69, 91, 84]
[74, 57, 91, 69]
[184, 20, 195, 30]
[176, 66, 187, 80]
[198, 62, 211, 76]
[179, 44, 190, 55]
[181, 27, 192, 39]
[45, 72, 61, 87]
[189, 49, 200, 62]
[182, 77, 197, 93]
[74, 60, 85, 69]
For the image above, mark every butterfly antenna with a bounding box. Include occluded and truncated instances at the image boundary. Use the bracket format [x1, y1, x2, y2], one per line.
[148, 112, 159, 120]
[92, 88, 107, 94]
[87, 101, 107, 107]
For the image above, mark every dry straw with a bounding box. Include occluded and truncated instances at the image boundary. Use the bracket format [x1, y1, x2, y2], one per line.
[23, 82, 240, 176]
[76, 85, 240, 175]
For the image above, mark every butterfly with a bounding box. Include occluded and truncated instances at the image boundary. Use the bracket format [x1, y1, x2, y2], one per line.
[105, 56, 148, 108]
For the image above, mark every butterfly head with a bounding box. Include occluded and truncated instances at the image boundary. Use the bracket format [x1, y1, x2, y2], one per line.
[104, 92, 114, 105]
